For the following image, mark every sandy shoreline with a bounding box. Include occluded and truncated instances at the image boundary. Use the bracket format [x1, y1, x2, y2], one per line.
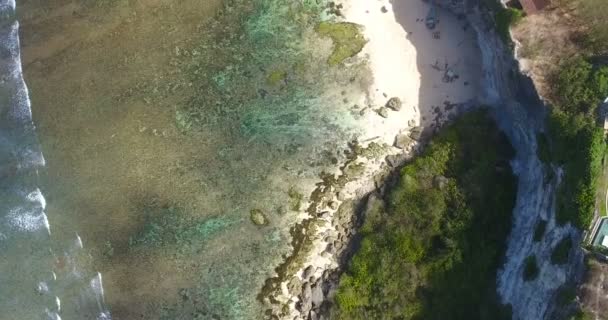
[265, 0, 483, 318]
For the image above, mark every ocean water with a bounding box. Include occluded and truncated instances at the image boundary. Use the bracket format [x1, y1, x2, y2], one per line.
[0, 1, 110, 319]
[10, 0, 373, 318]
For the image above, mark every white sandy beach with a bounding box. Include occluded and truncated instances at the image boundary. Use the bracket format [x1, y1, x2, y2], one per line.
[274, 0, 483, 318]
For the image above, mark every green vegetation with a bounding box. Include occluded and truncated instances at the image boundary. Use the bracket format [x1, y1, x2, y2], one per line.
[494, 7, 523, 44]
[551, 236, 573, 265]
[547, 57, 608, 228]
[523, 255, 539, 282]
[556, 286, 577, 306]
[288, 186, 304, 211]
[536, 133, 551, 164]
[533, 220, 547, 242]
[554, 58, 608, 115]
[569, 310, 593, 320]
[576, 0, 608, 54]
[315, 22, 367, 66]
[548, 112, 604, 228]
[333, 110, 517, 320]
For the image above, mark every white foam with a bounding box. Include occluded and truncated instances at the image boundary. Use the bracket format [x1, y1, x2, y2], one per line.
[6, 205, 50, 233]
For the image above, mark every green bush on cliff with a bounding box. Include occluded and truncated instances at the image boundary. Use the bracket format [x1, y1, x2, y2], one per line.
[546, 56, 608, 229]
[554, 58, 608, 115]
[549, 111, 604, 228]
[523, 255, 539, 281]
[333, 110, 517, 320]
[551, 236, 573, 265]
[495, 7, 523, 44]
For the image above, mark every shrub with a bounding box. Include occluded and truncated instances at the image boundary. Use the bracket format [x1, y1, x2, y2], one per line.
[549, 111, 605, 228]
[523, 255, 539, 281]
[551, 236, 573, 265]
[533, 220, 547, 242]
[333, 110, 516, 320]
[554, 58, 606, 115]
[495, 7, 523, 44]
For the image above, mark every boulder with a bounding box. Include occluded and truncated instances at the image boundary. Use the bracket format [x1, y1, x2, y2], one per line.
[385, 97, 402, 111]
[328, 201, 339, 210]
[386, 153, 407, 167]
[300, 282, 312, 313]
[409, 126, 424, 141]
[311, 281, 325, 308]
[376, 107, 389, 118]
[325, 243, 335, 255]
[408, 119, 416, 127]
[394, 132, 412, 149]
[310, 310, 319, 320]
[287, 276, 303, 296]
[302, 265, 314, 279]
[318, 211, 330, 219]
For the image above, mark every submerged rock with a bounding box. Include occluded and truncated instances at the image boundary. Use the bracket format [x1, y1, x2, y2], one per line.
[250, 209, 269, 226]
[386, 97, 402, 111]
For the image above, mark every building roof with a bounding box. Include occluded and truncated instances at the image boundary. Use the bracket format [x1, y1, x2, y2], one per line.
[520, 0, 550, 14]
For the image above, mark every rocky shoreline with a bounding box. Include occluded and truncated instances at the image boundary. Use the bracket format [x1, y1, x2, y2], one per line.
[261, 0, 591, 319]
[259, 99, 479, 320]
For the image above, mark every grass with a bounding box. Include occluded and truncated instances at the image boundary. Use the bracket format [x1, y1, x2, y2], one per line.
[333, 110, 516, 320]
[315, 22, 367, 66]
[523, 255, 539, 281]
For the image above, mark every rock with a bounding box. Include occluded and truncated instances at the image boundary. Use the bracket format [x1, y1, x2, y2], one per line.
[381, 6, 388, 13]
[303, 265, 314, 279]
[310, 310, 319, 320]
[433, 175, 449, 190]
[287, 276, 303, 296]
[328, 201, 339, 210]
[325, 243, 335, 255]
[385, 97, 402, 111]
[300, 282, 312, 313]
[376, 107, 389, 118]
[408, 119, 416, 127]
[318, 211, 330, 219]
[311, 281, 324, 308]
[386, 154, 407, 167]
[359, 107, 368, 116]
[250, 209, 268, 226]
[334, 240, 343, 250]
[336, 190, 348, 201]
[393, 132, 412, 149]
[409, 126, 424, 141]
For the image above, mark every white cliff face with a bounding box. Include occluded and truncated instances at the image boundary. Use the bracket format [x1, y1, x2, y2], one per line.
[466, 10, 584, 320]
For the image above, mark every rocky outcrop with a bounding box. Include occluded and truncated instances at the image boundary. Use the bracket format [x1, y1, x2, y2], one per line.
[432, 1, 586, 319]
